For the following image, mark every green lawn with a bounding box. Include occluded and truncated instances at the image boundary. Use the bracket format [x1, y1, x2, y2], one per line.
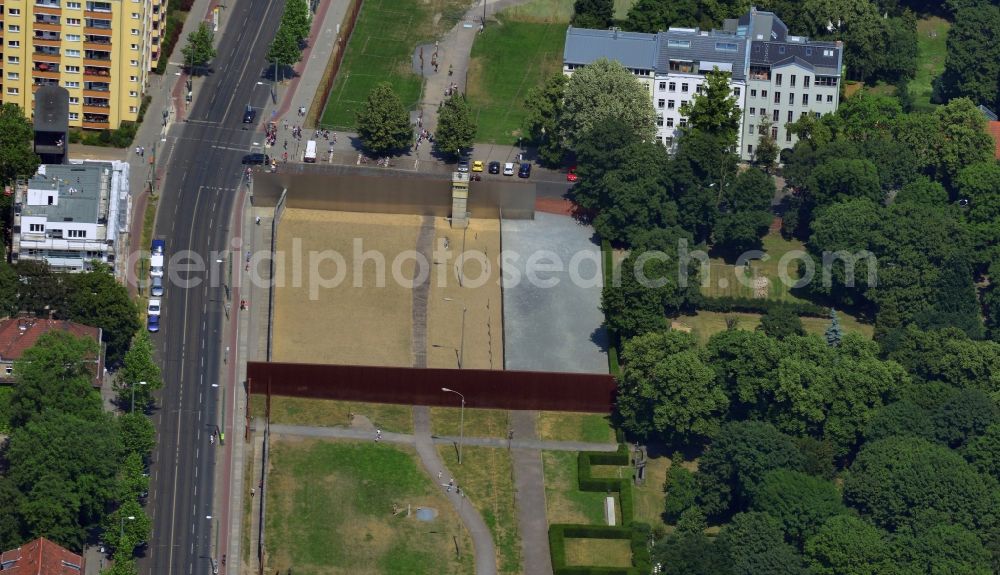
[537, 411, 616, 443]
[467, 20, 567, 143]
[265, 439, 473, 574]
[250, 395, 414, 433]
[321, 0, 469, 129]
[672, 310, 874, 345]
[431, 407, 510, 438]
[438, 445, 521, 575]
[702, 231, 809, 302]
[543, 451, 619, 525]
[912, 17, 950, 113]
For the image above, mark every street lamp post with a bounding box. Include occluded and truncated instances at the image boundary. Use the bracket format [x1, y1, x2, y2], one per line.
[443, 298, 466, 369]
[441, 388, 465, 465]
[131, 381, 148, 413]
[119, 515, 136, 548]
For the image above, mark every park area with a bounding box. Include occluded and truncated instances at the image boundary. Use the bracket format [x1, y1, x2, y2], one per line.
[321, 0, 470, 128]
[263, 438, 474, 574]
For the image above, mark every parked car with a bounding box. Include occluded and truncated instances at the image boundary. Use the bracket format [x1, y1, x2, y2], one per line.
[147, 299, 161, 316]
[242, 105, 256, 124]
[150, 239, 165, 278]
[472, 160, 484, 172]
[457, 159, 470, 173]
[503, 162, 515, 176]
[242, 153, 269, 165]
[518, 163, 532, 178]
[567, 166, 578, 182]
[147, 314, 160, 333]
[488, 161, 501, 174]
[150, 276, 164, 297]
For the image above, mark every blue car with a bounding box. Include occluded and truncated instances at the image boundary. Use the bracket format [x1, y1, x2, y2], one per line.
[147, 314, 160, 333]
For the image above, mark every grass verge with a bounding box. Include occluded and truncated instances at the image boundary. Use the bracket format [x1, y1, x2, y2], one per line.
[702, 231, 808, 301]
[564, 537, 633, 567]
[430, 406, 510, 438]
[265, 439, 473, 574]
[631, 455, 668, 525]
[543, 451, 617, 525]
[912, 17, 950, 113]
[251, 396, 414, 433]
[321, 0, 470, 129]
[537, 411, 615, 443]
[671, 310, 874, 344]
[437, 445, 521, 575]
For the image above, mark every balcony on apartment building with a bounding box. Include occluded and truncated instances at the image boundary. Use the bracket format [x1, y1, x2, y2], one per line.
[33, 46, 61, 63]
[82, 112, 109, 129]
[83, 81, 110, 97]
[34, 0, 61, 15]
[82, 96, 109, 114]
[34, 14, 61, 31]
[83, 49, 110, 66]
[83, 65, 110, 77]
[83, 33, 111, 49]
[33, 30, 61, 46]
[32, 62, 60, 80]
[84, 1, 111, 18]
[84, 18, 111, 34]
[667, 59, 697, 74]
[749, 65, 771, 81]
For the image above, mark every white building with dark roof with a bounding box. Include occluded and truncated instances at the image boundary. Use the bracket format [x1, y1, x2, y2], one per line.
[562, 7, 844, 160]
[11, 161, 130, 272]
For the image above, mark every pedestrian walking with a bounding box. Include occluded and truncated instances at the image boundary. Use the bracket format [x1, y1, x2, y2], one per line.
[251, 488, 255, 498]
[255, 216, 261, 225]
[375, 428, 382, 442]
[283, 140, 287, 150]
[438, 471, 443, 480]
[282, 151, 288, 163]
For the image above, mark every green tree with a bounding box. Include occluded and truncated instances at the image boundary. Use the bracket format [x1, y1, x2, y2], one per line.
[0, 479, 24, 551]
[753, 118, 780, 172]
[931, 389, 999, 449]
[664, 459, 698, 522]
[963, 424, 1000, 480]
[571, 0, 613, 28]
[64, 264, 141, 366]
[117, 451, 149, 503]
[893, 523, 993, 575]
[804, 515, 892, 575]
[695, 421, 805, 518]
[759, 306, 805, 339]
[955, 161, 1000, 225]
[355, 82, 413, 156]
[267, 24, 301, 81]
[115, 331, 162, 412]
[713, 167, 774, 254]
[809, 158, 882, 207]
[624, 0, 699, 33]
[824, 309, 842, 347]
[844, 436, 997, 531]
[706, 329, 783, 418]
[180, 22, 216, 74]
[0, 103, 41, 188]
[617, 330, 728, 445]
[118, 412, 156, 462]
[0, 261, 19, 318]
[936, 4, 1000, 112]
[750, 469, 847, 545]
[561, 59, 656, 151]
[101, 556, 138, 575]
[676, 506, 708, 534]
[522, 72, 568, 167]
[8, 331, 103, 428]
[863, 400, 935, 442]
[589, 141, 674, 244]
[718, 512, 806, 575]
[434, 94, 476, 159]
[679, 68, 742, 148]
[927, 98, 995, 191]
[281, 0, 311, 42]
[652, 533, 732, 575]
[103, 501, 151, 555]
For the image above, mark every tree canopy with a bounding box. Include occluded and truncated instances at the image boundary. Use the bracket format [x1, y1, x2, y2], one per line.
[434, 94, 476, 158]
[181, 22, 216, 73]
[0, 103, 41, 188]
[356, 82, 413, 156]
[561, 59, 656, 152]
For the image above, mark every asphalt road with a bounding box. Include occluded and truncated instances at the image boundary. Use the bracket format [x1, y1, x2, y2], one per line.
[143, 0, 282, 573]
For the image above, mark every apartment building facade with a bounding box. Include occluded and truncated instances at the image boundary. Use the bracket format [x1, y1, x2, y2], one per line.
[562, 8, 843, 161]
[0, 0, 165, 130]
[11, 160, 130, 272]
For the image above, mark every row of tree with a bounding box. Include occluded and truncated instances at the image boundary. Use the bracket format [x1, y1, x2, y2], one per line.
[0, 331, 158, 575]
[627, 324, 1000, 573]
[267, 0, 312, 81]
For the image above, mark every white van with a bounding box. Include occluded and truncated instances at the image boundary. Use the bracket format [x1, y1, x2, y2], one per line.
[304, 140, 317, 163]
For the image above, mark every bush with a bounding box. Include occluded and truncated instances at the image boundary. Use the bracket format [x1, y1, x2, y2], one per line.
[697, 296, 827, 317]
[549, 523, 650, 575]
[155, 11, 186, 74]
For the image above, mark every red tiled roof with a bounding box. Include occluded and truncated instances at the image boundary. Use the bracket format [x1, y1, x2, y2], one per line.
[0, 317, 104, 385]
[989, 121, 1000, 160]
[0, 537, 85, 575]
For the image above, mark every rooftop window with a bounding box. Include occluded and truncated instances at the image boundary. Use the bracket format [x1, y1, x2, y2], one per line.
[715, 42, 738, 52]
[667, 39, 690, 48]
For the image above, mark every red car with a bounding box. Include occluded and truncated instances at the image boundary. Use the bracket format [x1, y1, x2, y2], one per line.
[567, 166, 578, 182]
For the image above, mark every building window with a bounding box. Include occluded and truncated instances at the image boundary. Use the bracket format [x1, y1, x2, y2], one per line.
[823, 49, 834, 57]
[8, 8, 20, 14]
[66, 65, 80, 72]
[66, 34, 81, 41]
[666, 118, 674, 127]
[5, 87, 17, 95]
[69, 112, 79, 120]
[656, 116, 663, 127]
[748, 144, 753, 155]
[761, 90, 767, 98]
[814, 112, 821, 118]
[801, 93, 807, 106]
[800, 111, 807, 118]
[65, 81, 80, 87]
[750, 89, 757, 97]
[774, 92, 780, 104]
[681, 83, 689, 93]
[787, 110, 793, 122]
[129, 106, 138, 113]
[4, 366, 11, 376]
[668, 100, 675, 109]
[67, 18, 81, 25]
[669, 82, 676, 91]
[130, 59, 139, 66]
[775, 73, 782, 86]
[826, 94, 833, 103]
[131, 29, 140, 35]
[786, 130, 793, 142]
[131, 43, 139, 50]
[749, 125, 755, 134]
[749, 107, 755, 116]
[131, 11, 140, 17]
[779, 46, 786, 54]
[771, 126, 778, 139]
[679, 118, 688, 128]
[772, 109, 779, 122]
[7, 56, 19, 64]
[66, 49, 81, 57]
[129, 90, 138, 97]
[734, 87, 740, 97]
[6, 72, 18, 80]
[68, 230, 87, 238]
[29, 224, 44, 233]
[816, 77, 838, 87]
[8, 25, 20, 33]
[789, 93, 795, 105]
[130, 75, 138, 82]
[658, 82, 666, 90]
[67, 1, 82, 7]
[658, 99, 665, 109]
[790, 75, 796, 87]
[69, 96, 79, 103]
[7, 40, 20, 48]
[760, 108, 766, 117]
[803, 76, 811, 88]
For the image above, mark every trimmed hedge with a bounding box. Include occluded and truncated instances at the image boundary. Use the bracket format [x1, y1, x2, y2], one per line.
[601, 238, 623, 378]
[697, 296, 827, 317]
[549, 522, 651, 575]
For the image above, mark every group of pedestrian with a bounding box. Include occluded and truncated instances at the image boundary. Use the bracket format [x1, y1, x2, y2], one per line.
[375, 428, 383, 442]
[444, 82, 459, 97]
[313, 129, 334, 142]
[135, 146, 145, 158]
[289, 124, 304, 141]
[264, 122, 277, 147]
[414, 128, 434, 151]
[297, 105, 306, 117]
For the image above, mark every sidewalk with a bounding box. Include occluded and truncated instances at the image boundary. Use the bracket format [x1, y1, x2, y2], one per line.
[509, 411, 553, 575]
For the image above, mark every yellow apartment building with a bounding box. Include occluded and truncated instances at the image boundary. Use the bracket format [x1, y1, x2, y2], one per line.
[1, 0, 166, 129]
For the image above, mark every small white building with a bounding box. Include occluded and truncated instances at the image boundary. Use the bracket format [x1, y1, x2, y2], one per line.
[11, 160, 130, 272]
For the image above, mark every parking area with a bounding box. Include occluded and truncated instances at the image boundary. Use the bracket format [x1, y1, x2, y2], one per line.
[501, 212, 608, 373]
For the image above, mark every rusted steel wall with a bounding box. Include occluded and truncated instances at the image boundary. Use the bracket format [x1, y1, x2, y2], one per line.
[247, 361, 616, 413]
